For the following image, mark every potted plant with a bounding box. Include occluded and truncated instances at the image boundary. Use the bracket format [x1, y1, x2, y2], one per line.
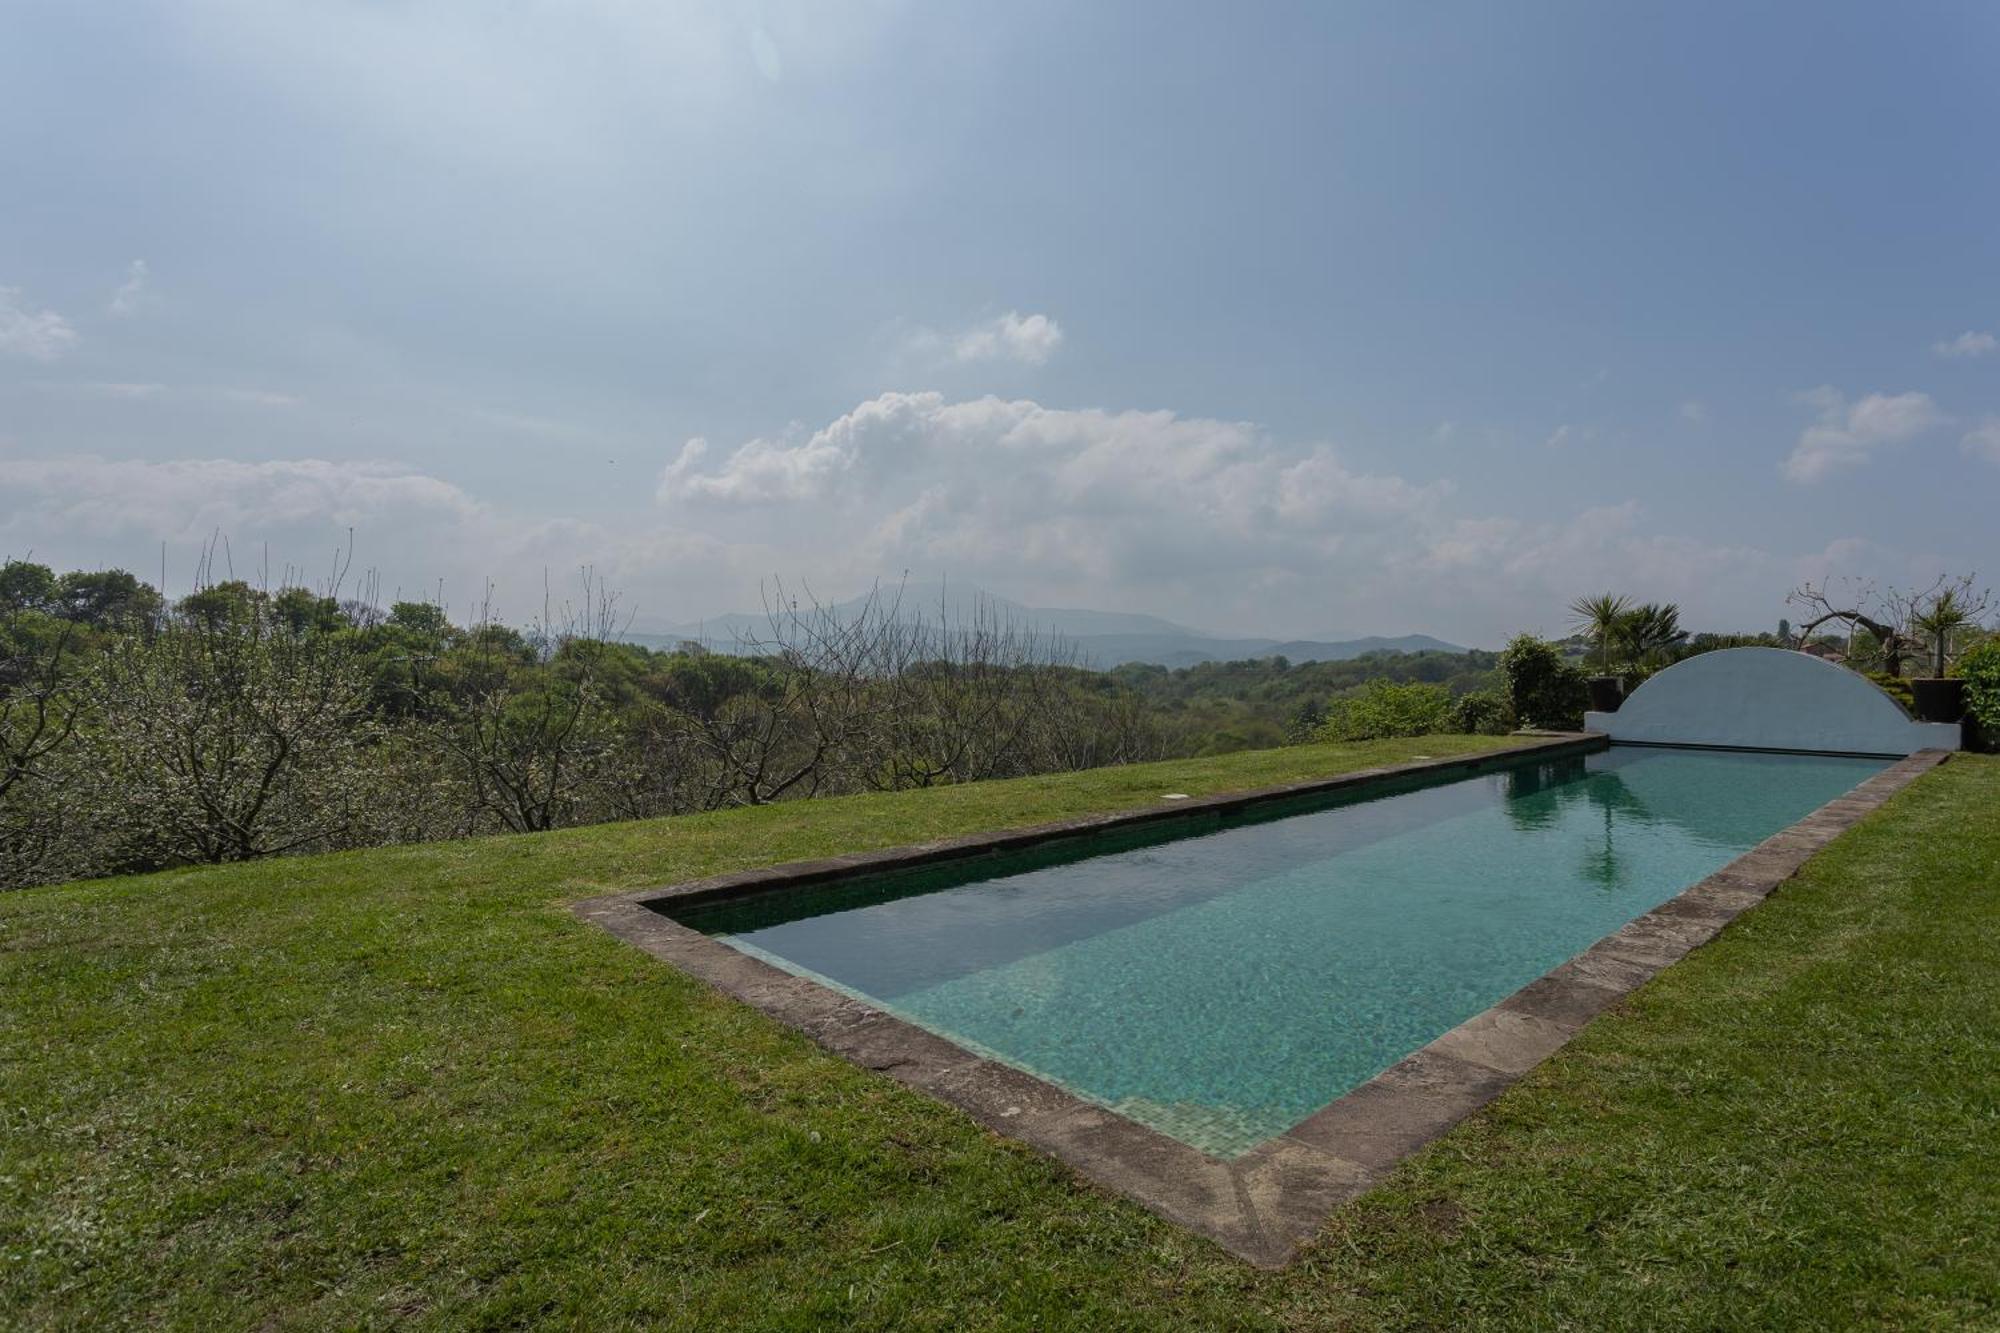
[1909, 588, 1977, 723]
[1568, 592, 1630, 712]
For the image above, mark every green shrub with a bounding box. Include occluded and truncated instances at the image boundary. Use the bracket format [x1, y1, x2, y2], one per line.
[1446, 689, 1513, 735]
[1957, 641, 2000, 752]
[1864, 670, 1916, 712]
[1498, 634, 1588, 730]
[1314, 680, 1451, 742]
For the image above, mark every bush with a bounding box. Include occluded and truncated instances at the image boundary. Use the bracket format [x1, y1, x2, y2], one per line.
[1864, 670, 1916, 712]
[1446, 689, 1513, 735]
[1957, 641, 2000, 752]
[1498, 634, 1588, 731]
[1314, 680, 1452, 742]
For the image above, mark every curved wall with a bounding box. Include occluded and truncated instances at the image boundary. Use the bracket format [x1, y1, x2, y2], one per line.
[1584, 647, 1960, 755]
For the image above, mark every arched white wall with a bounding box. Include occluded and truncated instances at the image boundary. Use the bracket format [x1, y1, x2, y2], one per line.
[1585, 647, 1960, 755]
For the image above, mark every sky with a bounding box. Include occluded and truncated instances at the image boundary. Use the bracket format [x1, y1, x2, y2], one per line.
[2, 1, 1997, 647]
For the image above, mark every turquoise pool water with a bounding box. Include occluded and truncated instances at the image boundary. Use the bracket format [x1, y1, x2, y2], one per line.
[676, 746, 1886, 1157]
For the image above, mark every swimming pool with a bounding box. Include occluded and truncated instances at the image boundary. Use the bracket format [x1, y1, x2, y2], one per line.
[668, 744, 1888, 1157]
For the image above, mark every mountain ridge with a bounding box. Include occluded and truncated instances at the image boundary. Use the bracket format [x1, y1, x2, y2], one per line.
[624, 583, 1466, 669]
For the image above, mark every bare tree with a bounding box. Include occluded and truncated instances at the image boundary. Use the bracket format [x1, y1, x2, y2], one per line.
[1790, 574, 1988, 676]
[89, 598, 378, 865]
[663, 581, 898, 806]
[0, 611, 87, 888]
[446, 573, 628, 833]
[0, 619, 80, 805]
[866, 590, 1071, 788]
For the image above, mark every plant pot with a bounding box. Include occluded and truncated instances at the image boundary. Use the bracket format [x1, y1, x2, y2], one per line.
[1909, 677, 1967, 723]
[1586, 675, 1625, 713]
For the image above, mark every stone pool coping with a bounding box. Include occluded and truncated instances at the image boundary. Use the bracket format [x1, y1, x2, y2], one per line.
[572, 738, 1949, 1268]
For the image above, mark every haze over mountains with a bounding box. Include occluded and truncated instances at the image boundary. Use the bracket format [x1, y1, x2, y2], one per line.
[626, 585, 1464, 670]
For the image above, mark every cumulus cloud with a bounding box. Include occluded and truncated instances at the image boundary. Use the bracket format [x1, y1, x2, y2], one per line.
[0, 394, 1949, 643]
[652, 390, 1828, 640]
[1932, 330, 1996, 359]
[1963, 417, 2000, 464]
[656, 391, 1453, 609]
[0, 452, 748, 625]
[1781, 386, 1945, 483]
[950, 311, 1064, 365]
[108, 260, 151, 317]
[0, 287, 79, 361]
[0, 456, 483, 542]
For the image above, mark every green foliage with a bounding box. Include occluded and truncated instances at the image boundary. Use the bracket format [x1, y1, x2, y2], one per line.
[1110, 650, 1500, 754]
[1567, 592, 1630, 673]
[1912, 586, 1979, 678]
[1957, 640, 2000, 751]
[0, 563, 1204, 889]
[270, 586, 346, 636]
[1683, 631, 1785, 655]
[1313, 680, 1452, 741]
[388, 600, 451, 636]
[1865, 670, 1917, 712]
[0, 560, 58, 613]
[1446, 688, 1513, 735]
[1499, 633, 1589, 730]
[87, 618, 380, 868]
[1617, 602, 1688, 668]
[53, 569, 162, 629]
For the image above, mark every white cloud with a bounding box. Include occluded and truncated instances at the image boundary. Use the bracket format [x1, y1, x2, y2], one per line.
[1932, 330, 1996, 360]
[1781, 387, 1945, 483]
[1963, 417, 2000, 464]
[0, 456, 483, 542]
[1543, 424, 1573, 449]
[0, 451, 748, 624]
[0, 287, 79, 361]
[217, 388, 302, 408]
[25, 381, 298, 407]
[64, 381, 166, 399]
[108, 260, 151, 317]
[1417, 501, 1779, 613]
[951, 311, 1064, 365]
[657, 392, 1444, 597]
[651, 390, 1834, 640]
[1680, 401, 1708, 426]
[0, 394, 1954, 643]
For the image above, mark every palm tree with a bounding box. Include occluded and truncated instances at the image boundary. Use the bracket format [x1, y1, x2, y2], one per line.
[1567, 592, 1631, 674]
[1618, 602, 1688, 669]
[1912, 588, 1974, 678]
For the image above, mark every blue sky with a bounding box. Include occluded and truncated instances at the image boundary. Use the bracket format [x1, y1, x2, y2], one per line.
[2, 1, 1996, 644]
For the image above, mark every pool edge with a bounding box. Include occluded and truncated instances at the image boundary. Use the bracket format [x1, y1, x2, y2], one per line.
[571, 740, 1948, 1269]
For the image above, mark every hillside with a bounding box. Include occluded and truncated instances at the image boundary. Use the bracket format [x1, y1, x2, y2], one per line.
[626, 582, 1465, 668]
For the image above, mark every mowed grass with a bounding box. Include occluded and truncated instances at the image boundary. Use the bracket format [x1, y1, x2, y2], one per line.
[2, 737, 1995, 1330]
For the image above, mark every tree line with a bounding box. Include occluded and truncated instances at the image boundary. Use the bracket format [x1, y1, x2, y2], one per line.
[21, 555, 1942, 892]
[0, 564, 1171, 890]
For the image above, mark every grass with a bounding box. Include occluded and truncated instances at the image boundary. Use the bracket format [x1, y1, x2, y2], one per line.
[2, 735, 1995, 1330]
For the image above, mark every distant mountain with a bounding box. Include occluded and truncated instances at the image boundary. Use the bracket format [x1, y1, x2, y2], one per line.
[1056, 632, 1468, 670]
[624, 583, 1465, 669]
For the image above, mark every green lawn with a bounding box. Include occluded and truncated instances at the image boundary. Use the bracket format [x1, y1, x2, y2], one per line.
[3, 736, 1996, 1330]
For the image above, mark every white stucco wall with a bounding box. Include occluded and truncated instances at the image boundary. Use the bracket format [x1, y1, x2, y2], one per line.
[1584, 647, 1960, 755]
